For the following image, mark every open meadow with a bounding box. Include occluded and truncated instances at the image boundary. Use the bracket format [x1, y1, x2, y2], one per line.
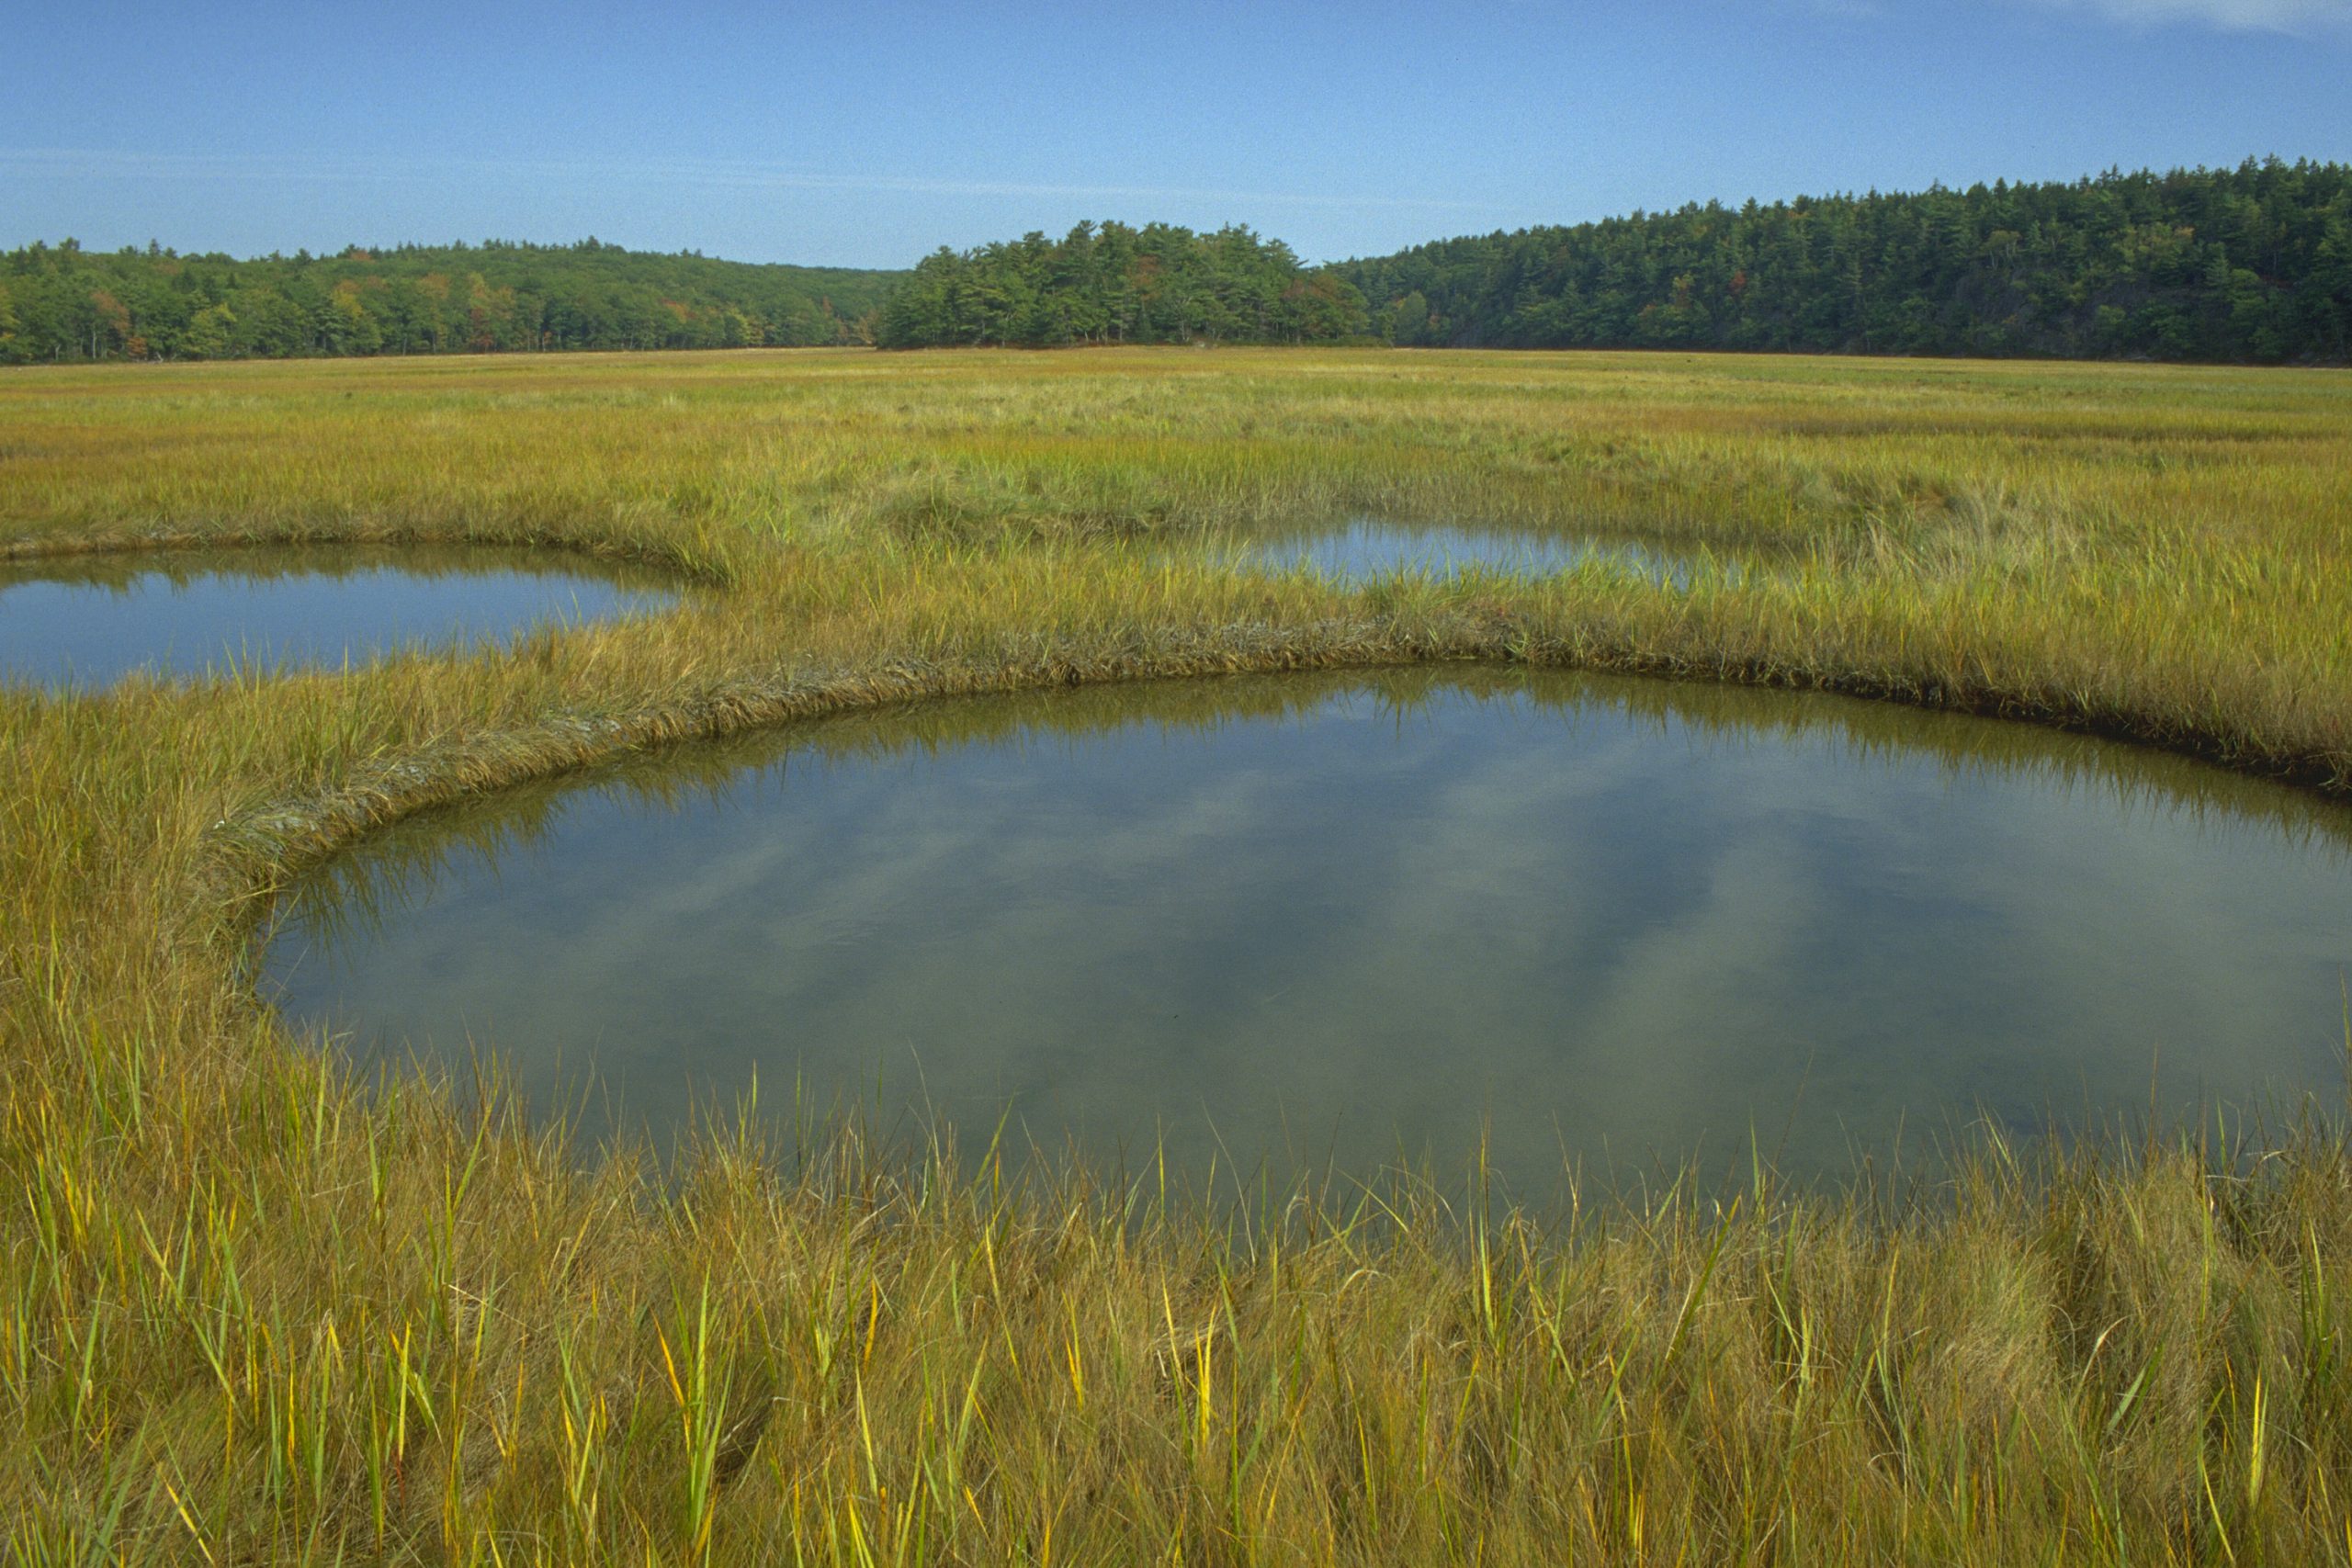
[5, 344, 2352, 1562]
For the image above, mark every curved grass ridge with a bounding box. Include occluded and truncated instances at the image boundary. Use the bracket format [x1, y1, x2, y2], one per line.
[5, 346, 2352, 1561]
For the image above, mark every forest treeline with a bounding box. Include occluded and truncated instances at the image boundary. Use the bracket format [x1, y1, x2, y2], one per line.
[873, 222, 1370, 347]
[5, 160, 2348, 364]
[0, 239, 896, 363]
[1333, 159, 2352, 362]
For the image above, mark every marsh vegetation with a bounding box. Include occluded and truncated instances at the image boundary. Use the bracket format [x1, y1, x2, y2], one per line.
[4, 345, 2351, 1561]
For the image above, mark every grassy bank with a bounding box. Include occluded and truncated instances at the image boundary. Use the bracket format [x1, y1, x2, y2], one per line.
[4, 345, 2351, 1561]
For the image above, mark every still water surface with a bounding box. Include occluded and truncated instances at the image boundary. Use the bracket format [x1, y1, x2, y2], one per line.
[1209, 518, 1713, 584]
[0, 545, 676, 690]
[264, 669, 2352, 1190]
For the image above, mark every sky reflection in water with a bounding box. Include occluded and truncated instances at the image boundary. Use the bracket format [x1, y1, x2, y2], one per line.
[264, 668, 2352, 1194]
[1211, 518, 1718, 586]
[0, 545, 677, 690]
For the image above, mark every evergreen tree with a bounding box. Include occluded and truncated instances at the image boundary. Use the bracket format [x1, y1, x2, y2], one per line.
[7, 161, 2345, 366]
[1331, 159, 2352, 364]
[873, 220, 1369, 349]
[0, 238, 899, 363]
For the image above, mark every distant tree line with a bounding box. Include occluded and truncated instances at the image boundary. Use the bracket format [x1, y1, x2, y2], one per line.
[1330, 160, 2352, 363]
[6, 161, 2348, 367]
[0, 238, 897, 363]
[874, 222, 1371, 348]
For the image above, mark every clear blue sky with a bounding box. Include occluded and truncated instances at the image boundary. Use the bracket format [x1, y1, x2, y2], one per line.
[4, 0, 2347, 268]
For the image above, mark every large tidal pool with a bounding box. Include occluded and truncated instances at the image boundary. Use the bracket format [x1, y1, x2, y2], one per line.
[0, 544, 677, 690]
[262, 669, 2352, 1191]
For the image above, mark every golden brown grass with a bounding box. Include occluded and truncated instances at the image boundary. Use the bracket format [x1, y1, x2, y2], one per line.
[4, 345, 2351, 1562]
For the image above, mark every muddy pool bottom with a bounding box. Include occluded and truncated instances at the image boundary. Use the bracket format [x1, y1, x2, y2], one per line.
[262, 668, 2352, 1196]
[0, 543, 678, 690]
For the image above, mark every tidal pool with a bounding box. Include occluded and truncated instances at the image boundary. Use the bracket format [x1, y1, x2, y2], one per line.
[1207, 518, 1715, 584]
[0, 545, 678, 690]
[263, 669, 2352, 1192]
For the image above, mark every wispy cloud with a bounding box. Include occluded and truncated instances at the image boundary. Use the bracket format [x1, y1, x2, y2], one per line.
[0, 148, 1491, 216]
[1784, 0, 2350, 31]
[1780, 0, 1889, 18]
[2024, 0, 2349, 30]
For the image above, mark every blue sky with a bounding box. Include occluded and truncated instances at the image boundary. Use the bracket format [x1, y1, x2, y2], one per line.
[4, 0, 2347, 268]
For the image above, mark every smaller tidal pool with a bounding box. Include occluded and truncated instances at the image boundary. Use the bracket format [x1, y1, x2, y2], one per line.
[1204, 518, 1724, 586]
[262, 668, 2352, 1195]
[0, 544, 678, 691]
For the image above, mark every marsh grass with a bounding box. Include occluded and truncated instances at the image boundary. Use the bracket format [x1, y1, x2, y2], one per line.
[5, 345, 2352, 1560]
